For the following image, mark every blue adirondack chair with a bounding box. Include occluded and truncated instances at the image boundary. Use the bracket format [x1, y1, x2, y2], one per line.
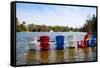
[87, 34, 96, 47]
[56, 35, 64, 49]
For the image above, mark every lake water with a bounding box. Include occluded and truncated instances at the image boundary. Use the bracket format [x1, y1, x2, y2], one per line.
[16, 32, 97, 65]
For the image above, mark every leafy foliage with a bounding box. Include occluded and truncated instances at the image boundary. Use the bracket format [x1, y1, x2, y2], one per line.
[16, 14, 97, 32]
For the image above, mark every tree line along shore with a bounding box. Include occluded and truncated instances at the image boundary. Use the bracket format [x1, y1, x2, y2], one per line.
[16, 14, 97, 32]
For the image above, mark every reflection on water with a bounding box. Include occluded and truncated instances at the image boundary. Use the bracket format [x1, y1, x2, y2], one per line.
[83, 48, 90, 61]
[26, 50, 36, 64]
[67, 48, 76, 62]
[55, 50, 64, 63]
[40, 50, 49, 64]
[16, 47, 96, 65]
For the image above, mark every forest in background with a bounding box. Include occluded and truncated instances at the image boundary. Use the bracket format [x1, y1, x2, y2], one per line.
[16, 14, 97, 32]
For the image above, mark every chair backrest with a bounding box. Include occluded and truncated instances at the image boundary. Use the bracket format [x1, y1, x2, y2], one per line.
[40, 36, 49, 43]
[56, 36, 64, 43]
[27, 36, 38, 43]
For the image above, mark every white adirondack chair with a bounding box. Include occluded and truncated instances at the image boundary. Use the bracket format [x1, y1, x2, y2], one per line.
[28, 36, 40, 51]
[67, 32, 76, 48]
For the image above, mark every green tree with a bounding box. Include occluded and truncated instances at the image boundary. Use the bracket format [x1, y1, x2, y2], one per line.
[20, 21, 27, 31]
[16, 18, 21, 32]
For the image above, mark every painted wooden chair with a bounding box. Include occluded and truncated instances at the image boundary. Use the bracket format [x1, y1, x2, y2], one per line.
[56, 35, 64, 49]
[40, 36, 50, 50]
[28, 36, 40, 50]
[77, 33, 91, 48]
[87, 34, 96, 47]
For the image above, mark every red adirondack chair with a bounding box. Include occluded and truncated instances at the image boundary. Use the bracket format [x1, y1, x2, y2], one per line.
[77, 33, 91, 48]
[40, 36, 50, 50]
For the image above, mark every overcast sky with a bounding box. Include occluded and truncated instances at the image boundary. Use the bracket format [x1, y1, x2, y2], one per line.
[16, 3, 96, 28]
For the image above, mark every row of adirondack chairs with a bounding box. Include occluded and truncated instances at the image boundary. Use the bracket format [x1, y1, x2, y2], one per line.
[28, 33, 96, 50]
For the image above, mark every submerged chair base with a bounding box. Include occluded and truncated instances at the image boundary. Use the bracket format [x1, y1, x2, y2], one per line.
[56, 42, 64, 49]
[29, 42, 40, 51]
[87, 40, 96, 47]
[77, 41, 88, 48]
[56, 47, 64, 50]
[78, 45, 88, 48]
[40, 43, 50, 50]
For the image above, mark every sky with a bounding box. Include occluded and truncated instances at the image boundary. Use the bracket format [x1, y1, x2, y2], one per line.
[16, 3, 96, 28]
